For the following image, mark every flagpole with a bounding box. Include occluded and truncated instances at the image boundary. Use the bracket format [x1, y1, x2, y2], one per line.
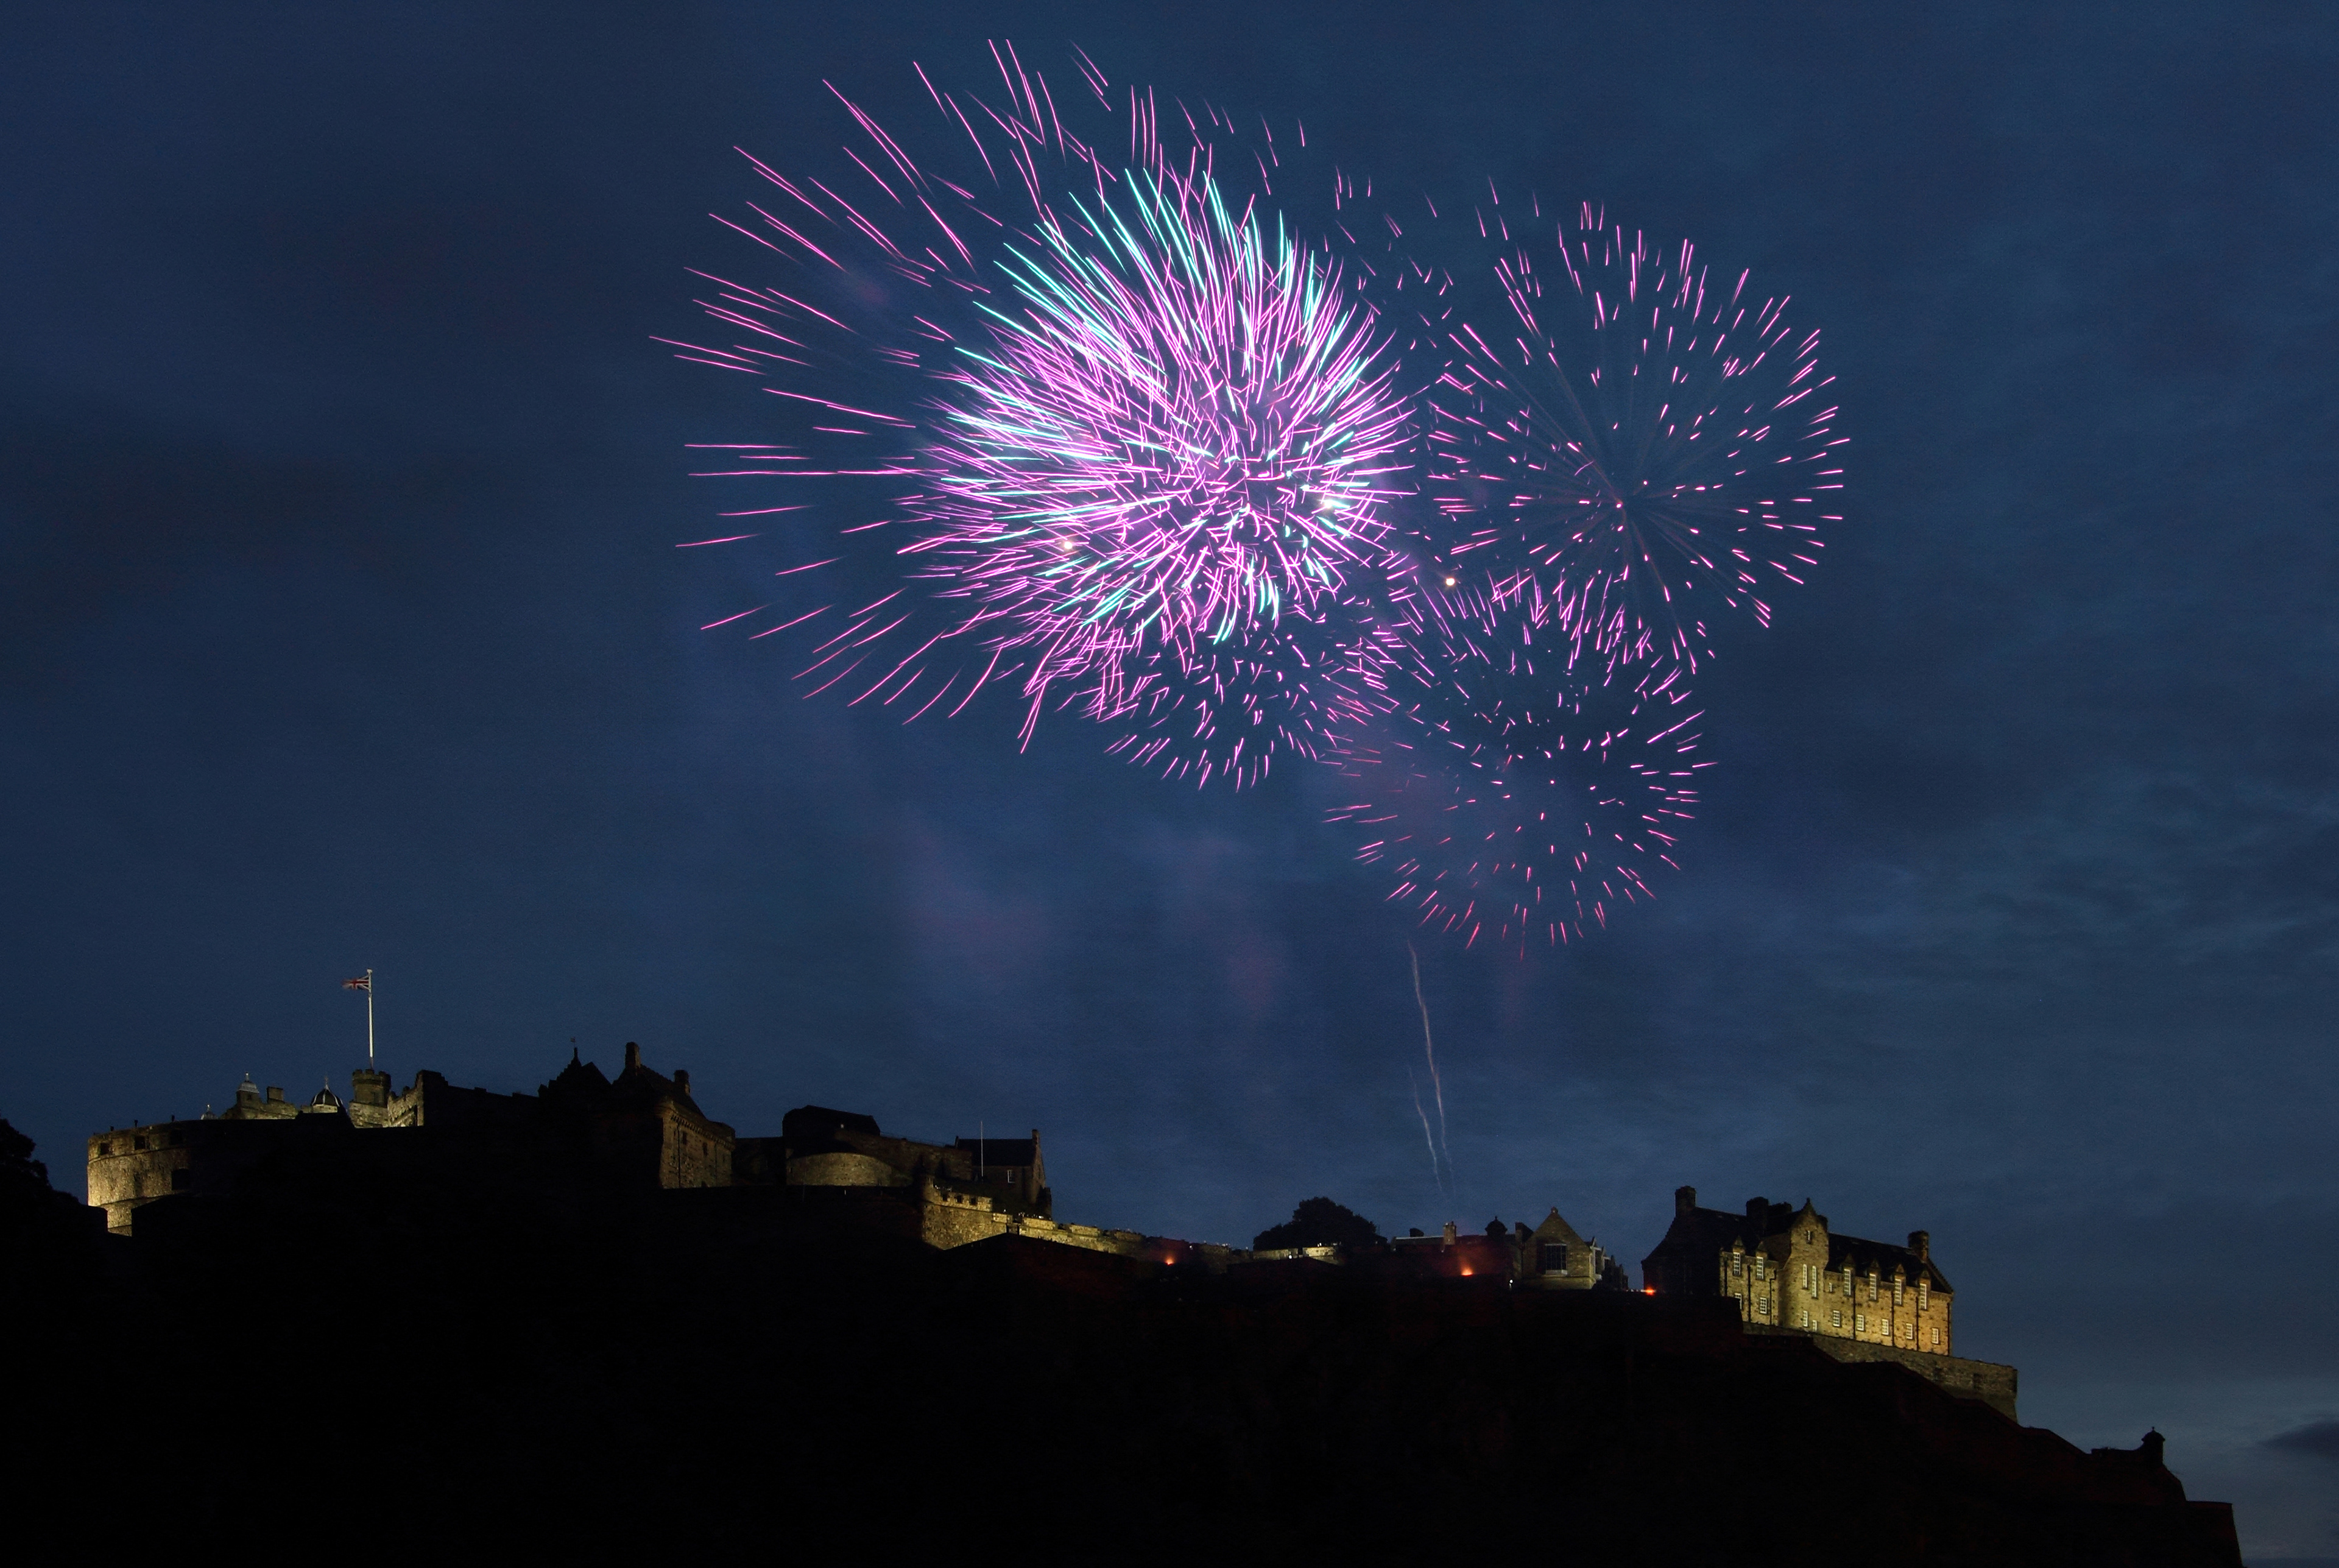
[366, 968, 375, 1069]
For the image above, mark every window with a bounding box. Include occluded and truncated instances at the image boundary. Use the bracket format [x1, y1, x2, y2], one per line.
[1730, 1254, 1742, 1276]
[1893, 1280, 1903, 1307]
[1753, 1257, 1765, 1280]
[1830, 1310, 1842, 1330]
[134, 1136, 149, 1151]
[97, 1142, 111, 1157]
[1540, 1243, 1569, 1274]
[1918, 1282, 1929, 1312]
[1854, 1313, 1865, 1333]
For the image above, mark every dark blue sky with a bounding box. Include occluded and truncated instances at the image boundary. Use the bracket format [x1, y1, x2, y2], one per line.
[4, 4, 2334, 1553]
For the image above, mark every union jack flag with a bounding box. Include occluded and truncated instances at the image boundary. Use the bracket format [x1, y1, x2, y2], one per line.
[342, 974, 371, 992]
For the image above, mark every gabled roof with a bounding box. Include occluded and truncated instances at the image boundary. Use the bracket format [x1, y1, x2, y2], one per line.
[1643, 1194, 1953, 1293]
[1826, 1233, 1953, 1294]
[1531, 1207, 1587, 1245]
[539, 1049, 610, 1101]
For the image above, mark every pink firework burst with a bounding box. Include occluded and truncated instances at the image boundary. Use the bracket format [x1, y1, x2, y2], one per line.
[1330, 659, 1708, 951]
[909, 165, 1414, 787]
[1409, 203, 1844, 686]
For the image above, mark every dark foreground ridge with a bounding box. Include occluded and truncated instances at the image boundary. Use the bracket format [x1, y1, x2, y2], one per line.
[5, 1128, 2238, 1564]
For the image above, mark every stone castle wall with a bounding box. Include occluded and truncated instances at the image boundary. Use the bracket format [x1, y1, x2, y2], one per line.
[1751, 1325, 2018, 1421]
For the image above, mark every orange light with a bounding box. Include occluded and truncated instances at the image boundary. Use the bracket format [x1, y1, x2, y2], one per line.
[1644, 1287, 1656, 1295]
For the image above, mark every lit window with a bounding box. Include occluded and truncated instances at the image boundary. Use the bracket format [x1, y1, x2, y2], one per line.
[1830, 1310, 1842, 1330]
[1854, 1314, 1864, 1333]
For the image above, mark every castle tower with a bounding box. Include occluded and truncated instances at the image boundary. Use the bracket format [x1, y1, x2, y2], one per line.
[348, 1067, 391, 1129]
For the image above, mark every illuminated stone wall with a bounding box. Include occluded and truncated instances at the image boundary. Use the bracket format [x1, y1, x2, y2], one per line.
[84, 1122, 192, 1231]
[1656, 1191, 1960, 1361]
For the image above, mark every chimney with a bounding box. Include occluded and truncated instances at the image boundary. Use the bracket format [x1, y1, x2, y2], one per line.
[673, 1069, 690, 1095]
[1908, 1230, 1930, 1262]
[1675, 1185, 1697, 1217]
[266, 1086, 286, 1103]
[1441, 1221, 1458, 1246]
[624, 1042, 641, 1073]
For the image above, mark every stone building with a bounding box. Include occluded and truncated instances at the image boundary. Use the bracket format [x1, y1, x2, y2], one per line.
[737, 1104, 1095, 1254]
[86, 1088, 349, 1232]
[1642, 1187, 2017, 1418]
[741, 1105, 1047, 1215]
[1519, 1206, 1625, 1290]
[1643, 1188, 1953, 1352]
[537, 1042, 734, 1190]
[86, 1042, 729, 1232]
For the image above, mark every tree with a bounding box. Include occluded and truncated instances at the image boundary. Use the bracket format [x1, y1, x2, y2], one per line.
[1253, 1196, 1381, 1252]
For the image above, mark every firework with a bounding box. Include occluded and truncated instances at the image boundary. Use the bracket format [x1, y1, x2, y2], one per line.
[1330, 656, 1707, 950]
[910, 166, 1411, 785]
[1406, 203, 1843, 686]
[669, 52, 1401, 783]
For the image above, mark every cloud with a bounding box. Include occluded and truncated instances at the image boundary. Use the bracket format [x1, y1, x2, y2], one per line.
[2263, 1420, 2339, 1462]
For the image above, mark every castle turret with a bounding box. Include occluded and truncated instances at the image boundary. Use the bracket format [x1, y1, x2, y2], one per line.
[349, 1067, 391, 1129]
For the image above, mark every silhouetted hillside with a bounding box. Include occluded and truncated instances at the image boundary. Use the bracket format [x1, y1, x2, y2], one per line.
[0, 1136, 2238, 1566]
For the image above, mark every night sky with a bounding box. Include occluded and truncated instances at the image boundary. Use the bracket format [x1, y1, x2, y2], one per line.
[5, 4, 2335, 1553]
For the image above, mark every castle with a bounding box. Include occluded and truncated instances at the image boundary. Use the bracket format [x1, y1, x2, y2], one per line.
[85, 1048, 2012, 1414]
[83, 1045, 1245, 1266]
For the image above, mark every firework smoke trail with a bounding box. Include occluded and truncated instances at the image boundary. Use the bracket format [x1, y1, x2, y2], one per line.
[1406, 941, 1454, 1198]
[911, 164, 1413, 788]
[1402, 201, 1843, 688]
